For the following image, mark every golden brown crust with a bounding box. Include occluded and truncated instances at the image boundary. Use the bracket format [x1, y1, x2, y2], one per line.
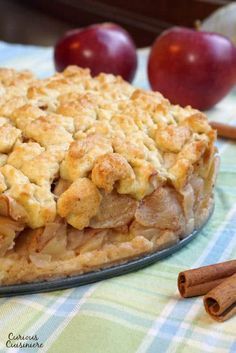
[155, 125, 191, 153]
[0, 124, 22, 153]
[57, 178, 102, 229]
[60, 135, 113, 181]
[0, 66, 218, 285]
[91, 153, 135, 193]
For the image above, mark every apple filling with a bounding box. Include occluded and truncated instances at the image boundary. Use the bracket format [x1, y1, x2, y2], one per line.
[0, 159, 217, 285]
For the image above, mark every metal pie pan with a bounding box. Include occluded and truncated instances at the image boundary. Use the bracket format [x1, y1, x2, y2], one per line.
[0, 212, 212, 297]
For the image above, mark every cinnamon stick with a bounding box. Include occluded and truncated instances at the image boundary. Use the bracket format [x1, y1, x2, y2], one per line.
[210, 121, 236, 140]
[178, 260, 236, 298]
[204, 273, 236, 322]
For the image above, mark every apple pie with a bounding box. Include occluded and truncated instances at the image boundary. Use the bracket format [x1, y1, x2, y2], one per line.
[0, 66, 218, 285]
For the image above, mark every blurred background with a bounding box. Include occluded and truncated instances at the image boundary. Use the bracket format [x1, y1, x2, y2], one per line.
[0, 0, 232, 47]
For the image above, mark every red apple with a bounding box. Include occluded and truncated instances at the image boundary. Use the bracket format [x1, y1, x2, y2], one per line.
[54, 23, 137, 82]
[148, 27, 236, 110]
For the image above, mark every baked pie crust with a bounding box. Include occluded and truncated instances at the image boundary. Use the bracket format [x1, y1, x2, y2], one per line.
[0, 67, 218, 285]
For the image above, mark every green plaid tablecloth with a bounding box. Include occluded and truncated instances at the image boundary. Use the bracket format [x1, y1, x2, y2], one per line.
[0, 42, 235, 353]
